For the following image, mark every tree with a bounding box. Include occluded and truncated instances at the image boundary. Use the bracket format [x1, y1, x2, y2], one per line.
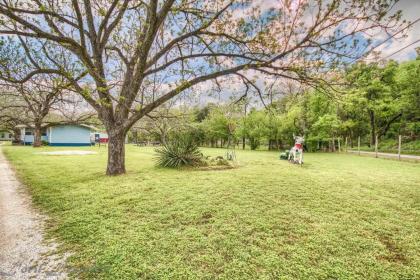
[0, 0, 404, 174]
[345, 61, 401, 145]
[395, 59, 420, 139]
[201, 108, 232, 147]
[133, 102, 192, 145]
[0, 94, 26, 142]
[311, 114, 343, 151]
[265, 113, 283, 150]
[238, 109, 268, 150]
[1, 76, 68, 146]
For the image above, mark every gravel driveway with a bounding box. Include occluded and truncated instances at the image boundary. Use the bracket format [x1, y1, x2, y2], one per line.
[0, 147, 68, 279]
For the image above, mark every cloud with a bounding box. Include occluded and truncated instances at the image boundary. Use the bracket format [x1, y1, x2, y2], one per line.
[376, 0, 420, 61]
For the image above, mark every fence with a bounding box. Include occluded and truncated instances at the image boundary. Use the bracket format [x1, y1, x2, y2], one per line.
[344, 134, 419, 161]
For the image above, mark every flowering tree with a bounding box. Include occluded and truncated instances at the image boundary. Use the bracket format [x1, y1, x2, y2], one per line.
[0, 0, 405, 174]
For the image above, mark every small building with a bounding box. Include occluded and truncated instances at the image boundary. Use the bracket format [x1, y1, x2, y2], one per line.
[18, 124, 94, 146]
[17, 125, 48, 145]
[0, 130, 14, 141]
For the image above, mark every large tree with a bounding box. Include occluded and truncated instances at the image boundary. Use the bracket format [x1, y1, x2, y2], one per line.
[345, 61, 401, 145]
[0, 75, 67, 146]
[0, 92, 27, 142]
[0, 0, 405, 174]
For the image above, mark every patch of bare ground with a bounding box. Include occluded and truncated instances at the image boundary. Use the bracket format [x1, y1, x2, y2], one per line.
[0, 148, 69, 279]
[376, 235, 408, 264]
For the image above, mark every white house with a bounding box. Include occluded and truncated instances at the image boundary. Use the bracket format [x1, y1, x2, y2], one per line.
[18, 124, 94, 146]
[0, 130, 13, 141]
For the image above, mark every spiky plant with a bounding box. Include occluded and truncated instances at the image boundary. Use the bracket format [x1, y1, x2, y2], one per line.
[155, 134, 203, 168]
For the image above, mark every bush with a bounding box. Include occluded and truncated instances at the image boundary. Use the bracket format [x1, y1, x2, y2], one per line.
[155, 133, 204, 168]
[205, 155, 230, 166]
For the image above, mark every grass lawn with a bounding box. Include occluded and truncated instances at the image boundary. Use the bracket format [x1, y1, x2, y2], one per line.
[3, 145, 420, 279]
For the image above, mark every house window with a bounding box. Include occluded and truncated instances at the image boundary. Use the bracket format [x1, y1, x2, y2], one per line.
[0, 133, 4, 138]
[25, 131, 33, 136]
[41, 129, 47, 136]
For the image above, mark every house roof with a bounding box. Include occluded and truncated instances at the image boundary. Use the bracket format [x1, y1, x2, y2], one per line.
[16, 123, 98, 131]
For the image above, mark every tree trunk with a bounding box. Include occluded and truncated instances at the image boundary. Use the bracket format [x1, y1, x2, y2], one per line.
[379, 112, 402, 139]
[160, 133, 167, 146]
[106, 131, 126, 175]
[242, 137, 245, 150]
[12, 128, 21, 143]
[33, 123, 42, 147]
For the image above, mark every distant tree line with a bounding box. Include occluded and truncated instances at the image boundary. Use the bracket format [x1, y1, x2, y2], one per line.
[130, 58, 420, 152]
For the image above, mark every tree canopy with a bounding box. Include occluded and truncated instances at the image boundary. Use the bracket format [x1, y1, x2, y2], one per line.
[0, 0, 410, 174]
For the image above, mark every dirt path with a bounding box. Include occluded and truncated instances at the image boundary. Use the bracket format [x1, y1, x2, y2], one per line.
[0, 146, 68, 279]
[347, 150, 420, 161]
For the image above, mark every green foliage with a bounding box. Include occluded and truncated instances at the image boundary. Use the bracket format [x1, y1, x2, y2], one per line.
[129, 59, 419, 152]
[202, 108, 231, 141]
[155, 133, 204, 168]
[238, 109, 268, 150]
[311, 114, 342, 140]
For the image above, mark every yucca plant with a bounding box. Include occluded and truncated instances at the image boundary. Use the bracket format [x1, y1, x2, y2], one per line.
[155, 134, 204, 168]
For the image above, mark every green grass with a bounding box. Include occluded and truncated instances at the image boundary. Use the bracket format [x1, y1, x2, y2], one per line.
[3, 145, 420, 279]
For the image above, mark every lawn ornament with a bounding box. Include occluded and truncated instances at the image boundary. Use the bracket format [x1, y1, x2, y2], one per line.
[279, 150, 289, 160]
[288, 135, 304, 165]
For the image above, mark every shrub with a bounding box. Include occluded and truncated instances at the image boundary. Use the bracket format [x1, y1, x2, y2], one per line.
[155, 133, 204, 168]
[202, 155, 233, 168]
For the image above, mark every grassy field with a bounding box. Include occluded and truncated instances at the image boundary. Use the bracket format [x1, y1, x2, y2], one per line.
[3, 145, 420, 279]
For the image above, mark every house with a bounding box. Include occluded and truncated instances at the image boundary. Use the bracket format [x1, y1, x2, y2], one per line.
[18, 124, 94, 146]
[0, 130, 14, 141]
[17, 125, 48, 145]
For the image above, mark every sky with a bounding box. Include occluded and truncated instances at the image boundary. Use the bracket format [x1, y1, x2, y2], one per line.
[5, 0, 417, 112]
[238, 0, 419, 62]
[370, 0, 420, 61]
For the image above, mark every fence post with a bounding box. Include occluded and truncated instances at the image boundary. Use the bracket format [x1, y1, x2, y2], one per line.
[345, 137, 348, 153]
[358, 136, 360, 156]
[375, 134, 378, 158]
[398, 135, 402, 161]
[338, 138, 341, 153]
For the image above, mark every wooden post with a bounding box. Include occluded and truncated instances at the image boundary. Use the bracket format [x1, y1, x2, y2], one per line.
[375, 134, 378, 158]
[358, 136, 360, 156]
[345, 137, 348, 153]
[338, 138, 341, 153]
[398, 135, 402, 161]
